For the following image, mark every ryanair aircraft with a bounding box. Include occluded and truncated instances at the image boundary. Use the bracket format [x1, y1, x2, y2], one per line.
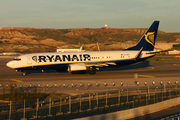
[6, 21, 159, 76]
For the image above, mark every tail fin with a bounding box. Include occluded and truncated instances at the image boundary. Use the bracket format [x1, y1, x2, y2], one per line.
[126, 21, 159, 51]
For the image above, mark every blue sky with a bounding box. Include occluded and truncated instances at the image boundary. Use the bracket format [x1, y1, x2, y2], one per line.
[0, 0, 180, 32]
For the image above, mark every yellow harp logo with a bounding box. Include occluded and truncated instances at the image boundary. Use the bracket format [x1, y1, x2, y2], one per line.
[145, 31, 155, 46]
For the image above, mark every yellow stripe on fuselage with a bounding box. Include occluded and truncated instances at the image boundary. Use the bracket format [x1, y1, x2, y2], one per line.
[134, 47, 143, 59]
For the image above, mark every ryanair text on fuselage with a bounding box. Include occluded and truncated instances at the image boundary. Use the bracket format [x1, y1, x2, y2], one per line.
[32, 54, 91, 63]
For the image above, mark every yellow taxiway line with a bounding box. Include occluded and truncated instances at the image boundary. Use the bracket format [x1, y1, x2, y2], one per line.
[138, 75, 155, 78]
[10, 79, 22, 82]
[174, 64, 180, 66]
[122, 67, 154, 72]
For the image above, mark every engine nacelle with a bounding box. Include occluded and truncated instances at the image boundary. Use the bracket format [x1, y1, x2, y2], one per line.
[68, 63, 87, 73]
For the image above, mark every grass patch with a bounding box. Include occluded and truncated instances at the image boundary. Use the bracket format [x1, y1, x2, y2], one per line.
[146, 56, 180, 62]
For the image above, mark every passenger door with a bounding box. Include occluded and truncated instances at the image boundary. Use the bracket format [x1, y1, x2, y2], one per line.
[27, 56, 32, 65]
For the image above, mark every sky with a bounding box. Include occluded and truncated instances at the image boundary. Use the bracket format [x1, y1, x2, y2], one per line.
[0, 0, 180, 32]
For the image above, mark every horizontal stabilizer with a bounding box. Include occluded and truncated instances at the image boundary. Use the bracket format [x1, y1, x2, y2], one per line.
[146, 50, 170, 54]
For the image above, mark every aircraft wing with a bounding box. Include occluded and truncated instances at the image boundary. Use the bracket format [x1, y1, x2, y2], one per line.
[85, 47, 144, 68]
[85, 61, 116, 68]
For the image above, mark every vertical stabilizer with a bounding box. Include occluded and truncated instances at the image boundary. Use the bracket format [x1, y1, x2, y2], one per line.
[126, 21, 159, 51]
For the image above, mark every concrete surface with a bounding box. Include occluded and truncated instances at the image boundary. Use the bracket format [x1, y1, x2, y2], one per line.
[73, 97, 180, 120]
[1, 58, 180, 95]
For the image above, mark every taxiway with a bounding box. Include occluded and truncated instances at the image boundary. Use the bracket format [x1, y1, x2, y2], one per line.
[0, 58, 180, 94]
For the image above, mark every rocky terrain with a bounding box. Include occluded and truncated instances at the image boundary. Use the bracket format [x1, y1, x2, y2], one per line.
[0, 28, 180, 53]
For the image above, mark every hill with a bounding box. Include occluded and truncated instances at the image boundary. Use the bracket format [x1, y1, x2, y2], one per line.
[0, 27, 180, 53]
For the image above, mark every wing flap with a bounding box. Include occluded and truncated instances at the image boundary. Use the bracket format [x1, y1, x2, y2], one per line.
[85, 62, 116, 68]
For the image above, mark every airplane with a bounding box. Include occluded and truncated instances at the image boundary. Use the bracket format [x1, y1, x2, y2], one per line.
[6, 21, 159, 76]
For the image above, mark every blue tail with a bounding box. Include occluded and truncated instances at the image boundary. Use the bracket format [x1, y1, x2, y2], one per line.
[126, 21, 159, 51]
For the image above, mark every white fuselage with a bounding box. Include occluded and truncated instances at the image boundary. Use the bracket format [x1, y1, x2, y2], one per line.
[6, 50, 154, 70]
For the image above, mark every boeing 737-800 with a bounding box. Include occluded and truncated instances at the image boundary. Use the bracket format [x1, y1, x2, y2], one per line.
[6, 21, 159, 76]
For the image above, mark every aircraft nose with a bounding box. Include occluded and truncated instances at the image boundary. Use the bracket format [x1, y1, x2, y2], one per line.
[6, 61, 14, 68]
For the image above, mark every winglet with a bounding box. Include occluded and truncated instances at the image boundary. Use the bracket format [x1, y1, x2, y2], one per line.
[131, 47, 143, 61]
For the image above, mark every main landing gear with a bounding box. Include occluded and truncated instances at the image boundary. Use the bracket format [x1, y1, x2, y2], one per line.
[89, 67, 96, 74]
[22, 72, 27, 76]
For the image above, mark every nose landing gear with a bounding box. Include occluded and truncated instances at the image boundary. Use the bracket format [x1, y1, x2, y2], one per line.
[22, 72, 27, 76]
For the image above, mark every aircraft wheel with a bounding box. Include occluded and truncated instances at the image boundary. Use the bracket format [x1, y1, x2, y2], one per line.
[22, 72, 27, 76]
[89, 69, 96, 74]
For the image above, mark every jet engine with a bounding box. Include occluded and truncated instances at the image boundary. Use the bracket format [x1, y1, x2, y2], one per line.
[68, 63, 87, 73]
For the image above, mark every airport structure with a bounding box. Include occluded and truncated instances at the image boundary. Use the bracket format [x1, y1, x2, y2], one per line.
[105, 24, 108, 29]
[56, 49, 85, 52]
[0, 52, 21, 56]
[168, 50, 180, 54]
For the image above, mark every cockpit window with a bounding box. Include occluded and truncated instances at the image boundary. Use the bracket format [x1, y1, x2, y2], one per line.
[13, 57, 21, 61]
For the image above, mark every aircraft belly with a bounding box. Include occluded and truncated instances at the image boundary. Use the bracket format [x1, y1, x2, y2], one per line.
[16, 64, 69, 71]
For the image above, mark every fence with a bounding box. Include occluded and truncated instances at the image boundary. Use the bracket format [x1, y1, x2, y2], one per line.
[0, 84, 180, 120]
[166, 115, 180, 120]
[0, 101, 34, 112]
